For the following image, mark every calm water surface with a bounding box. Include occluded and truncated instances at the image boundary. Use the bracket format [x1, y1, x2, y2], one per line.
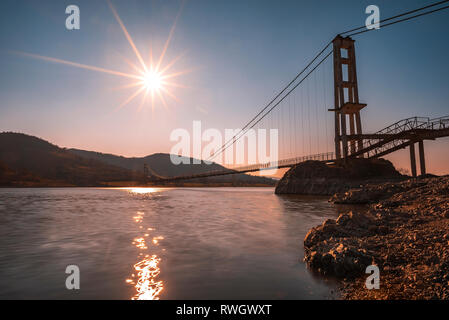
[0, 187, 343, 299]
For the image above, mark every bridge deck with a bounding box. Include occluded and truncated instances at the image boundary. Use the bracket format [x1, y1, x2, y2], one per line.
[148, 116, 449, 183]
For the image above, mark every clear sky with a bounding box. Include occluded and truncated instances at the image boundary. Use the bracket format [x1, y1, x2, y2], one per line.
[0, 0, 448, 174]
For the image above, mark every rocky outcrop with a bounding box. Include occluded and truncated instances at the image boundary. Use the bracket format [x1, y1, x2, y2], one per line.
[304, 176, 449, 299]
[330, 180, 423, 204]
[275, 158, 403, 195]
[304, 211, 379, 278]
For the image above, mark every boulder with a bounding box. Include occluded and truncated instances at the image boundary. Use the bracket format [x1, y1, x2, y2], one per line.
[275, 158, 403, 195]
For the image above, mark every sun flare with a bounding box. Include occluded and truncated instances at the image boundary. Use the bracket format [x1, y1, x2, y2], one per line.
[141, 71, 162, 91]
[17, 0, 188, 112]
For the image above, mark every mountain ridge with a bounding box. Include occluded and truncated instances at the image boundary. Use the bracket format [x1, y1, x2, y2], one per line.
[68, 148, 275, 184]
[0, 132, 275, 187]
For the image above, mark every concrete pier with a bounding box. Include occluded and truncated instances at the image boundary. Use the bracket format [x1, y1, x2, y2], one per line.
[410, 142, 417, 178]
[418, 140, 426, 176]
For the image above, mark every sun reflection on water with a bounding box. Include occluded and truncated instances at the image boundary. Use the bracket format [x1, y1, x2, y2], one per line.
[127, 254, 163, 300]
[152, 236, 164, 245]
[128, 187, 159, 194]
[126, 204, 164, 299]
[133, 211, 144, 223]
[112, 187, 162, 194]
[132, 237, 148, 250]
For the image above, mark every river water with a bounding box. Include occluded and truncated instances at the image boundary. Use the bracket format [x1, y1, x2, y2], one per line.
[0, 187, 343, 299]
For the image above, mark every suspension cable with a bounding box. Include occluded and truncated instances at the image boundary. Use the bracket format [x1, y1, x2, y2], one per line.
[207, 0, 449, 163]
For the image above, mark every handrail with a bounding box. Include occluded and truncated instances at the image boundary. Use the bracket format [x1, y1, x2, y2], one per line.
[350, 114, 449, 158]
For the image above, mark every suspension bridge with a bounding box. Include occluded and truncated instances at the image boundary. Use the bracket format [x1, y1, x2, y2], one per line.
[148, 1, 449, 183]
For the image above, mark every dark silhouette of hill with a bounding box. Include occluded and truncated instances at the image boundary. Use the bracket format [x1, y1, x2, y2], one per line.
[0, 132, 275, 186]
[0, 160, 41, 186]
[68, 149, 275, 185]
[0, 132, 143, 186]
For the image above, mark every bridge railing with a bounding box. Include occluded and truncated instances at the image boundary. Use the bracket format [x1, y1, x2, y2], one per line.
[151, 150, 335, 182]
[355, 117, 421, 157]
[225, 151, 335, 173]
[427, 116, 449, 130]
[374, 116, 429, 135]
[351, 115, 449, 158]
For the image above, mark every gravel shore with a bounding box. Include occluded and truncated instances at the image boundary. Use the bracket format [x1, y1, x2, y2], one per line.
[304, 176, 449, 299]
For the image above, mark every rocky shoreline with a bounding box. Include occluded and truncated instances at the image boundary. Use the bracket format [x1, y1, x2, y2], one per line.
[304, 176, 449, 299]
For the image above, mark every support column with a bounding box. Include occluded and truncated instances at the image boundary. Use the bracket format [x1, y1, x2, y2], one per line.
[334, 114, 341, 159]
[341, 114, 348, 158]
[418, 140, 426, 176]
[331, 35, 366, 160]
[349, 113, 356, 154]
[355, 111, 363, 156]
[409, 142, 417, 178]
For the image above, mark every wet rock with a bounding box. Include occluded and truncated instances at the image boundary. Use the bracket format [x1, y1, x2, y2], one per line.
[304, 176, 449, 300]
[305, 241, 373, 279]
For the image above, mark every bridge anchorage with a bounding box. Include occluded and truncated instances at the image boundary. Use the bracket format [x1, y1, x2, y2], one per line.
[146, 35, 449, 183]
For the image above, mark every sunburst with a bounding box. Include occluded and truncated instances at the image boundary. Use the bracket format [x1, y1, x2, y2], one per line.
[15, 0, 189, 112]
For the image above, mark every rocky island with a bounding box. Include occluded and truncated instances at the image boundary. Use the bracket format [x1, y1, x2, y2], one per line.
[275, 158, 405, 195]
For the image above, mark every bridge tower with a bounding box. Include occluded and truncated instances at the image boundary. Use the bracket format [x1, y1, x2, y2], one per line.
[331, 35, 367, 160]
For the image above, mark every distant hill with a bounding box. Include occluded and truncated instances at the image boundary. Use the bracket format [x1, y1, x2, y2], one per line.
[0, 132, 275, 187]
[0, 160, 42, 186]
[68, 149, 275, 185]
[0, 132, 144, 186]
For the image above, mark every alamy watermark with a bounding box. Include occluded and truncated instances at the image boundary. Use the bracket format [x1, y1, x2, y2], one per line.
[65, 265, 80, 290]
[365, 264, 380, 290]
[65, 5, 80, 30]
[169, 121, 279, 169]
[365, 5, 380, 30]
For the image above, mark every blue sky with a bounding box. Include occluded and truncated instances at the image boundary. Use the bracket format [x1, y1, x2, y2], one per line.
[0, 0, 448, 173]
